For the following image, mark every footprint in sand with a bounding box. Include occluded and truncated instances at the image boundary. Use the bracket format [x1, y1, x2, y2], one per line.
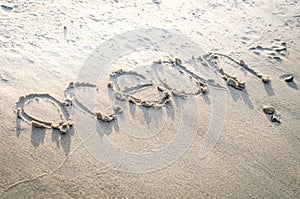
[1, 5, 13, 12]
[249, 39, 287, 62]
[153, 0, 162, 5]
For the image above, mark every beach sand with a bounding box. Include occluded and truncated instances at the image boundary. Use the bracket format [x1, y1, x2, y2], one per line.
[0, 0, 299, 198]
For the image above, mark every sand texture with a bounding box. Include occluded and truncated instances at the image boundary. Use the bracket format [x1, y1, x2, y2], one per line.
[0, 0, 300, 198]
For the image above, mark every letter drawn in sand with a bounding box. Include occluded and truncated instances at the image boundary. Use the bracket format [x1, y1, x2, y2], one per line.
[15, 93, 73, 134]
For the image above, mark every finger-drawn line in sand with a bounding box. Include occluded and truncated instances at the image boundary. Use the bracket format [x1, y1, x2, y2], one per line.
[65, 82, 122, 122]
[204, 52, 271, 85]
[201, 52, 286, 123]
[15, 52, 274, 135]
[14, 52, 280, 175]
[15, 93, 73, 133]
[153, 52, 272, 94]
[15, 46, 281, 158]
[14, 57, 222, 158]
[109, 69, 172, 108]
[14, 81, 120, 136]
[14, 26, 283, 174]
[154, 58, 225, 94]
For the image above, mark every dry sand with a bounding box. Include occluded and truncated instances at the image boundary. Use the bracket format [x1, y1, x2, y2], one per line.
[1, 0, 300, 198]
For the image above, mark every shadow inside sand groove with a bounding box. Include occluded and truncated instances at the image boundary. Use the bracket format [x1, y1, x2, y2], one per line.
[31, 127, 46, 148]
[228, 86, 254, 109]
[264, 81, 275, 96]
[201, 91, 211, 105]
[287, 81, 298, 90]
[15, 118, 23, 138]
[141, 106, 162, 125]
[96, 119, 119, 139]
[51, 127, 74, 156]
[16, 122, 74, 156]
[165, 101, 175, 120]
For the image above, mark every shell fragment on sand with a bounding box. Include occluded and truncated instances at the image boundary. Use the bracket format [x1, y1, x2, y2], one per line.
[263, 106, 276, 115]
[153, 59, 162, 64]
[200, 86, 208, 93]
[107, 81, 114, 88]
[284, 75, 294, 82]
[261, 76, 270, 83]
[271, 114, 281, 123]
[262, 106, 281, 123]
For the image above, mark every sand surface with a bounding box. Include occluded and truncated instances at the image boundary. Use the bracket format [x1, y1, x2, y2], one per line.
[1, 0, 300, 198]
